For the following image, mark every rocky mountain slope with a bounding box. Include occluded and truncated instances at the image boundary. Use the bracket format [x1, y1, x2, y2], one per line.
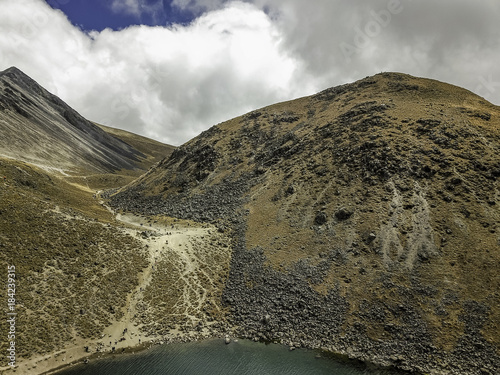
[111, 73, 500, 374]
[0, 67, 172, 175]
[95, 123, 175, 170]
[64, 123, 175, 190]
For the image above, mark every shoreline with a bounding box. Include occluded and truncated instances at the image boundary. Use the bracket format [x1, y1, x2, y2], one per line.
[39, 336, 196, 375]
[26, 334, 417, 375]
[4, 330, 229, 375]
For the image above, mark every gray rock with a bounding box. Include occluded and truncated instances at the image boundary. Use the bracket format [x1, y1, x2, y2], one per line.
[334, 207, 354, 220]
[314, 211, 327, 225]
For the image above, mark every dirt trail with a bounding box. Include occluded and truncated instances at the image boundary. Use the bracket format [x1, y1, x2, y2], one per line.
[10, 202, 230, 375]
[102, 204, 218, 348]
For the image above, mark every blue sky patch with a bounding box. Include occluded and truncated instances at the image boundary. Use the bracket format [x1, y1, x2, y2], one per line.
[45, 0, 195, 31]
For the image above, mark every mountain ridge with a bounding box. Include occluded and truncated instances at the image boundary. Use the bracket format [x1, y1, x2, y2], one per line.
[95, 122, 175, 169]
[111, 72, 500, 374]
[0, 66, 172, 175]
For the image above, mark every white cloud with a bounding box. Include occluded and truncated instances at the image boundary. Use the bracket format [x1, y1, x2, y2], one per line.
[0, 0, 310, 145]
[251, 0, 500, 98]
[110, 0, 141, 17]
[171, 0, 227, 14]
[109, 0, 168, 26]
[1, 0, 499, 146]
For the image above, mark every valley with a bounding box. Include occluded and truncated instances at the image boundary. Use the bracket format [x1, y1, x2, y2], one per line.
[0, 68, 499, 375]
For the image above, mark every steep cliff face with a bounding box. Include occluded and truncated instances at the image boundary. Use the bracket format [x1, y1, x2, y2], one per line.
[111, 73, 500, 374]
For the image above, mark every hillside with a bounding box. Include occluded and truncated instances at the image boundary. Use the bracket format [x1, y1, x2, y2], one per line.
[0, 67, 172, 177]
[111, 73, 500, 374]
[64, 124, 175, 190]
[0, 68, 184, 374]
[95, 123, 175, 170]
[0, 157, 149, 368]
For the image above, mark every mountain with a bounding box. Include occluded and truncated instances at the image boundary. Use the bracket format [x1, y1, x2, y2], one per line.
[0, 68, 180, 374]
[0, 67, 172, 175]
[95, 122, 175, 170]
[111, 73, 500, 374]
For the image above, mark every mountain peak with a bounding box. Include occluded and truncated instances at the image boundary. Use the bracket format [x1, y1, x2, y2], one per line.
[0, 67, 150, 173]
[0, 66, 51, 101]
[0, 66, 23, 75]
[1, 66, 35, 82]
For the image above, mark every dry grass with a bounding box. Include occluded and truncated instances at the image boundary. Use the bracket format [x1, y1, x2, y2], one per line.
[139, 229, 232, 335]
[0, 157, 148, 359]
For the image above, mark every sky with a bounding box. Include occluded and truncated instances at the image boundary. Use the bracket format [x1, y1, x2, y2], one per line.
[0, 0, 499, 146]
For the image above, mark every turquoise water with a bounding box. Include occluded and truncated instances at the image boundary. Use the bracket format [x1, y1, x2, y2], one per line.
[55, 339, 402, 375]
